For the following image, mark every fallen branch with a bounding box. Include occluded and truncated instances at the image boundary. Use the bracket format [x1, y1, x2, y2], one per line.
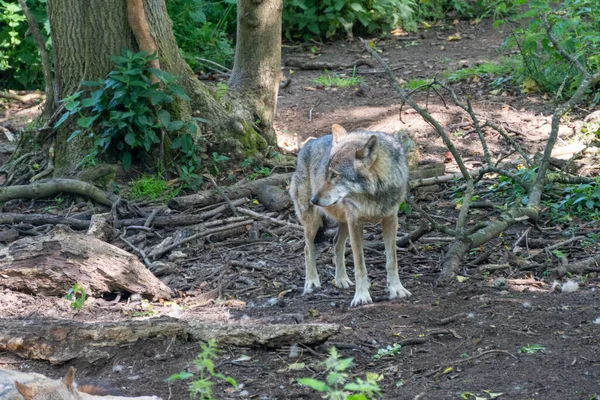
[0, 178, 117, 206]
[168, 173, 292, 210]
[0, 213, 91, 230]
[552, 254, 600, 277]
[283, 58, 374, 70]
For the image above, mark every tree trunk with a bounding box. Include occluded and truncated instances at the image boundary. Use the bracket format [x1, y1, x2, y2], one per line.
[45, 0, 274, 177]
[229, 0, 283, 145]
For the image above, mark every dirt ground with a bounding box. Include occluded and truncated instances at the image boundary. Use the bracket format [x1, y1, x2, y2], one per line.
[1, 18, 600, 400]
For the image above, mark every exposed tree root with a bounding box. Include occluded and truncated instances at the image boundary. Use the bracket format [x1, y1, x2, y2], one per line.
[0, 178, 117, 206]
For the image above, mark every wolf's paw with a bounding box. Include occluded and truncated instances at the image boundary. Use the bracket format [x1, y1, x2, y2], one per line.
[303, 278, 321, 294]
[334, 275, 354, 289]
[350, 290, 373, 307]
[388, 283, 411, 300]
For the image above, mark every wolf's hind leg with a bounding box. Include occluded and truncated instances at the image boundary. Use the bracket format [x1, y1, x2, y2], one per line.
[333, 223, 353, 288]
[382, 215, 411, 299]
[301, 208, 322, 294]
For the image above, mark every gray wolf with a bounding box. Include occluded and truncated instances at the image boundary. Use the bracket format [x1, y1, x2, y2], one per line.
[290, 124, 412, 306]
[0, 367, 161, 400]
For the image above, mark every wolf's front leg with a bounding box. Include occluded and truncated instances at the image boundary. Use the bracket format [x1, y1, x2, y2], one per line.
[333, 223, 353, 288]
[302, 215, 321, 294]
[348, 219, 372, 306]
[382, 215, 411, 299]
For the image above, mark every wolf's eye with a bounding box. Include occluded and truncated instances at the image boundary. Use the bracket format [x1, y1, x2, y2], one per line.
[330, 172, 338, 179]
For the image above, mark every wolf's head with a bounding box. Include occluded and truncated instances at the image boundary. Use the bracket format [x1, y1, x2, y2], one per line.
[311, 124, 380, 207]
[14, 367, 79, 400]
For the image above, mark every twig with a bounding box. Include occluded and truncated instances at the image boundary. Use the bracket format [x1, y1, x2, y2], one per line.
[524, 235, 584, 260]
[205, 175, 238, 216]
[484, 121, 532, 166]
[150, 219, 253, 260]
[120, 233, 155, 271]
[438, 313, 466, 325]
[309, 99, 322, 122]
[194, 57, 232, 73]
[408, 201, 456, 236]
[236, 207, 303, 231]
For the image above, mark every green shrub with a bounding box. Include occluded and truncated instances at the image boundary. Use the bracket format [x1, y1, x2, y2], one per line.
[54, 49, 200, 175]
[0, 0, 49, 89]
[282, 0, 418, 40]
[166, 0, 236, 71]
[502, 0, 600, 103]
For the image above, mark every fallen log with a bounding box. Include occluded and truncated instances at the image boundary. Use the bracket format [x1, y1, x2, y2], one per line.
[168, 173, 292, 210]
[0, 226, 173, 299]
[0, 317, 341, 364]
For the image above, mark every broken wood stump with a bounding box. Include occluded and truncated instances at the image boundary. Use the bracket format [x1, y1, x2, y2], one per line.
[0, 226, 172, 300]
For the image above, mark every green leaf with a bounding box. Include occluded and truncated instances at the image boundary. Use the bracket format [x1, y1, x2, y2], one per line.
[151, 91, 167, 105]
[77, 115, 97, 128]
[121, 152, 132, 171]
[124, 132, 136, 146]
[167, 120, 184, 132]
[158, 109, 171, 127]
[67, 130, 82, 142]
[65, 100, 80, 112]
[189, 10, 206, 23]
[54, 112, 71, 129]
[297, 378, 329, 392]
[335, 357, 353, 371]
[167, 371, 194, 381]
[167, 83, 191, 100]
[82, 97, 100, 107]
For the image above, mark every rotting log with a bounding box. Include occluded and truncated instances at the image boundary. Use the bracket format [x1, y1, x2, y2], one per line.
[0, 317, 341, 364]
[0, 226, 172, 299]
[168, 173, 292, 210]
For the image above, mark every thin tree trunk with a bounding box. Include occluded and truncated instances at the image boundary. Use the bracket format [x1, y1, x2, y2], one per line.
[229, 0, 282, 145]
[17, 0, 55, 119]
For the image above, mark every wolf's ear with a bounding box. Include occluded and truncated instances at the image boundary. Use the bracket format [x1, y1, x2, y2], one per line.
[356, 135, 379, 165]
[62, 367, 76, 391]
[331, 124, 347, 144]
[15, 381, 35, 400]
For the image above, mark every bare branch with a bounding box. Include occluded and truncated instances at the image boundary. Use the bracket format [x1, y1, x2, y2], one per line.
[483, 121, 532, 166]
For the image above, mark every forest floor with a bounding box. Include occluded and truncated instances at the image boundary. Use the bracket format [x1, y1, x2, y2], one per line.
[1, 18, 600, 400]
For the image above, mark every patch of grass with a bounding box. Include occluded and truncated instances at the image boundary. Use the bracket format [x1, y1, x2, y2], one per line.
[129, 175, 179, 201]
[519, 344, 546, 354]
[444, 58, 516, 84]
[403, 78, 434, 90]
[312, 70, 363, 88]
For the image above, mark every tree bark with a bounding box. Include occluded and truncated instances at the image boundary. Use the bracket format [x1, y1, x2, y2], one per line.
[44, 0, 274, 177]
[229, 0, 283, 145]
